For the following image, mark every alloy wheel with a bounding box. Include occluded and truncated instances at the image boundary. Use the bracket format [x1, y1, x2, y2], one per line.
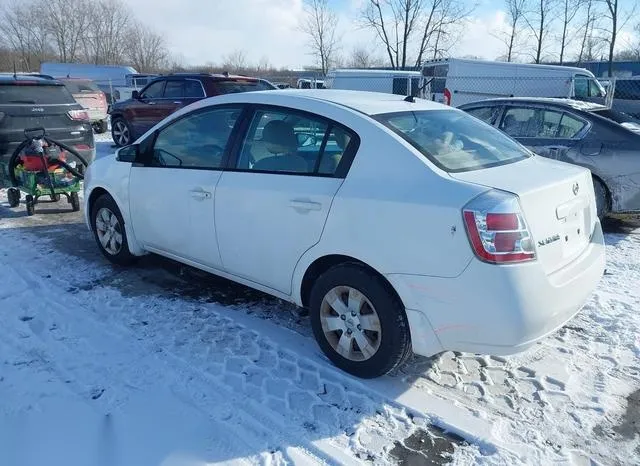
[95, 207, 123, 255]
[319, 286, 382, 362]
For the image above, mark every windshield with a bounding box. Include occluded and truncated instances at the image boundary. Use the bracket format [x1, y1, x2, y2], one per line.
[62, 80, 101, 94]
[214, 79, 275, 94]
[0, 83, 75, 104]
[375, 110, 531, 172]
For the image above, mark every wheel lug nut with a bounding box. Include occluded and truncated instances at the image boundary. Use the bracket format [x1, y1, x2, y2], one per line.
[357, 324, 362, 331]
[340, 315, 346, 320]
[351, 311, 356, 317]
[347, 329, 352, 335]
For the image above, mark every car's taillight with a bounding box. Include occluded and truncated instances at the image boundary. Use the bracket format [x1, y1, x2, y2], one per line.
[443, 88, 452, 106]
[67, 109, 89, 121]
[462, 190, 536, 264]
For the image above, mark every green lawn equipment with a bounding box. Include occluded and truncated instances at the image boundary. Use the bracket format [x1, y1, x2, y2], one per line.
[2, 128, 88, 216]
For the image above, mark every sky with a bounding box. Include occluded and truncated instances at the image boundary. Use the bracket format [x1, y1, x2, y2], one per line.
[125, 0, 639, 69]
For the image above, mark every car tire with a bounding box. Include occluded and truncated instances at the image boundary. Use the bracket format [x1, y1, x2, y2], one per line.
[593, 177, 609, 220]
[69, 192, 80, 212]
[309, 263, 412, 378]
[7, 188, 20, 207]
[94, 119, 109, 134]
[111, 117, 132, 147]
[90, 193, 137, 266]
[25, 195, 35, 216]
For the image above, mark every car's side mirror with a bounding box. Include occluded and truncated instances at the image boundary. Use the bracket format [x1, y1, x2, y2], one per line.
[116, 144, 139, 163]
[131, 90, 140, 100]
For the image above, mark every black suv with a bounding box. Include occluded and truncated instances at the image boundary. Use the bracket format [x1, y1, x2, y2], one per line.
[0, 74, 95, 187]
[109, 73, 276, 147]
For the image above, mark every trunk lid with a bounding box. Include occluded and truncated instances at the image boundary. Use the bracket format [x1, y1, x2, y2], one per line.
[73, 93, 106, 112]
[451, 156, 597, 275]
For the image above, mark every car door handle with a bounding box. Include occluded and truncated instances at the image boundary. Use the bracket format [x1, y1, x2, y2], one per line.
[147, 101, 156, 105]
[189, 189, 212, 200]
[173, 101, 182, 104]
[289, 200, 322, 211]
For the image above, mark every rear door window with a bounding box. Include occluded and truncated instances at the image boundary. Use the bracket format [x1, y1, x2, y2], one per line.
[184, 80, 205, 98]
[62, 80, 100, 94]
[163, 81, 184, 99]
[0, 84, 75, 104]
[500, 107, 585, 139]
[213, 80, 275, 94]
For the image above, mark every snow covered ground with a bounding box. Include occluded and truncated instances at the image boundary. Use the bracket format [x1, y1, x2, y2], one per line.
[0, 136, 638, 465]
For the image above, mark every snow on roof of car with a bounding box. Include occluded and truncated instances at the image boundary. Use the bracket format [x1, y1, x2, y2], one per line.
[461, 97, 608, 113]
[260, 89, 448, 115]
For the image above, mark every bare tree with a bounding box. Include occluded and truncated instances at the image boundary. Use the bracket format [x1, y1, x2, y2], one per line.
[0, 0, 51, 71]
[361, 0, 424, 69]
[577, 0, 602, 62]
[126, 23, 168, 72]
[83, 0, 130, 65]
[494, 0, 527, 62]
[346, 46, 385, 67]
[300, 0, 339, 74]
[40, 0, 91, 62]
[414, 0, 472, 65]
[222, 49, 248, 73]
[523, 0, 557, 64]
[558, 0, 585, 63]
[600, 0, 637, 76]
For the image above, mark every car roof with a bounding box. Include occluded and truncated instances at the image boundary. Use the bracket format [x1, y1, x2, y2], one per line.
[0, 73, 62, 85]
[248, 89, 448, 115]
[460, 97, 608, 113]
[165, 73, 261, 81]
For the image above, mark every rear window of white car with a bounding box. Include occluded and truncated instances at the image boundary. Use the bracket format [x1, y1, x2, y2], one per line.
[375, 110, 531, 172]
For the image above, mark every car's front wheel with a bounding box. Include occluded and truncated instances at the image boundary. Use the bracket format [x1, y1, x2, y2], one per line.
[91, 194, 137, 266]
[111, 117, 132, 147]
[309, 264, 412, 378]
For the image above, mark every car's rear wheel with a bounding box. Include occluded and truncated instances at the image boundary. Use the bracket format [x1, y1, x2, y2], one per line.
[94, 119, 109, 134]
[593, 177, 609, 220]
[91, 194, 137, 266]
[309, 264, 411, 378]
[111, 117, 132, 147]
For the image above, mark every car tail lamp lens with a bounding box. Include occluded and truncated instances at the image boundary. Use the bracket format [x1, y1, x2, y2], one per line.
[68, 109, 89, 121]
[463, 190, 536, 264]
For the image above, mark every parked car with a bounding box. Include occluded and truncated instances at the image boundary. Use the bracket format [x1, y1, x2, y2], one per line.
[422, 58, 606, 106]
[59, 78, 109, 133]
[459, 98, 640, 218]
[0, 74, 95, 187]
[325, 69, 424, 97]
[599, 77, 640, 118]
[297, 78, 325, 89]
[40, 62, 157, 105]
[84, 90, 605, 378]
[108, 73, 277, 147]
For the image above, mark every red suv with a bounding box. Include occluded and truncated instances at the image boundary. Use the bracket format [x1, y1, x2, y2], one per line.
[108, 73, 276, 147]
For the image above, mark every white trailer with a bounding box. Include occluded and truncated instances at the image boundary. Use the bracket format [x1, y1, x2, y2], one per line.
[421, 58, 607, 107]
[324, 69, 424, 97]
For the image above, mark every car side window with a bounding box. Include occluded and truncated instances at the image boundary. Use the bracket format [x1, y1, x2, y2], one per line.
[557, 113, 586, 138]
[317, 126, 353, 175]
[151, 107, 242, 169]
[184, 80, 205, 98]
[466, 106, 501, 125]
[236, 109, 330, 174]
[163, 81, 183, 99]
[574, 76, 589, 99]
[500, 107, 566, 138]
[140, 80, 165, 99]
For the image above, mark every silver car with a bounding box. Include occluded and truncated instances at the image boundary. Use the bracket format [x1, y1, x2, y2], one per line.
[460, 98, 640, 218]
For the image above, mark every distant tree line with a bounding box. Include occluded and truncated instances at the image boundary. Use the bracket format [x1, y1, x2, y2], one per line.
[0, 0, 170, 73]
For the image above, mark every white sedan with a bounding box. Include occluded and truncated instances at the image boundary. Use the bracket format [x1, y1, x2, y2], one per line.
[84, 90, 606, 378]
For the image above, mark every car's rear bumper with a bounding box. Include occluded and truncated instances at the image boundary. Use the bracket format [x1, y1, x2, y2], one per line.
[86, 109, 108, 122]
[387, 221, 606, 357]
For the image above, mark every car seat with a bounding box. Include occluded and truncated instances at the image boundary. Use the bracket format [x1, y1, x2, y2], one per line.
[252, 120, 308, 173]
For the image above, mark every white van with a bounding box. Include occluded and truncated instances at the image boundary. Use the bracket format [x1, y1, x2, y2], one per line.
[421, 58, 607, 107]
[325, 69, 424, 97]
